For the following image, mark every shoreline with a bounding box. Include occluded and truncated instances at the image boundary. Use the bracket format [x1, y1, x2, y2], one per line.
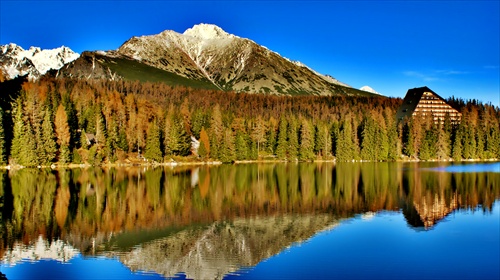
[1, 157, 499, 170]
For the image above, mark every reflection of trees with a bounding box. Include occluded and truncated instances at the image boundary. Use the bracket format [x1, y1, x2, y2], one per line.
[0, 163, 499, 254]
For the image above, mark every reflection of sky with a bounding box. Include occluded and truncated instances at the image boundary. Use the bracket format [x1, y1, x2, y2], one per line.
[227, 202, 500, 280]
[0, 255, 167, 280]
[1, 202, 499, 279]
[425, 162, 500, 173]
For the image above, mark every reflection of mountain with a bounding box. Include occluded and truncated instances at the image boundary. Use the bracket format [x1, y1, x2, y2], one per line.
[118, 215, 338, 279]
[1, 162, 499, 258]
[1, 235, 78, 266]
[413, 194, 459, 228]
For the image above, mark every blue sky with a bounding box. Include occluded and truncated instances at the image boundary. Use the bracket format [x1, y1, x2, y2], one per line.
[1, 0, 499, 105]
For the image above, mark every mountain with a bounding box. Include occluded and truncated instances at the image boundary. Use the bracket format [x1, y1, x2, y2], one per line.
[0, 43, 79, 80]
[360, 85, 381, 95]
[56, 24, 373, 96]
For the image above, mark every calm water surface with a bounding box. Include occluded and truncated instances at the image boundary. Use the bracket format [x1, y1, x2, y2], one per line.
[0, 162, 499, 279]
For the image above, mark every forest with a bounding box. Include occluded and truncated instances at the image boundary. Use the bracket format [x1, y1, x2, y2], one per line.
[0, 76, 499, 166]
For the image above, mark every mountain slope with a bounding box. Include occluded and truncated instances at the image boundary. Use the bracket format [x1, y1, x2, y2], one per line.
[0, 43, 79, 80]
[56, 24, 373, 96]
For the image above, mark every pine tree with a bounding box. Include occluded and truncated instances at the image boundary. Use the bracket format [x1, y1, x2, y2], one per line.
[266, 116, 278, 156]
[275, 117, 288, 160]
[336, 116, 355, 162]
[462, 126, 476, 159]
[0, 107, 5, 165]
[287, 118, 299, 160]
[314, 122, 331, 158]
[144, 120, 163, 162]
[219, 128, 236, 163]
[95, 109, 107, 148]
[360, 117, 377, 160]
[10, 99, 25, 165]
[165, 113, 191, 156]
[209, 104, 224, 160]
[452, 123, 464, 161]
[39, 109, 57, 165]
[251, 115, 267, 158]
[23, 122, 39, 166]
[198, 127, 210, 160]
[235, 130, 249, 160]
[435, 123, 451, 160]
[486, 127, 500, 158]
[299, 118, 315, 161]
[55, 104, 72, 164]
[419, 129, 437, 160]
[62, 94, 79, 149]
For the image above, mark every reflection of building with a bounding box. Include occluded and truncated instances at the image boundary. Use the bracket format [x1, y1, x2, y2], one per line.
[396, 87, 461, 124]
[413, 193, 459, 228]
[403, 193, 459, 229]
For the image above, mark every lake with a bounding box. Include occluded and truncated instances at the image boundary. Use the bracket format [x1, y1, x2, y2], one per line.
[0, 162, 499, 279]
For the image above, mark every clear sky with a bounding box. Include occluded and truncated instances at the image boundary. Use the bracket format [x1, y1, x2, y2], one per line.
[1, 0, 499, 106]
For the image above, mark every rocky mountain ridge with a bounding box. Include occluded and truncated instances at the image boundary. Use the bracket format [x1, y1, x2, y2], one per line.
[1, 24, 378, 96]
[0, 43, 79, 80]
[56, 24, 374, 96]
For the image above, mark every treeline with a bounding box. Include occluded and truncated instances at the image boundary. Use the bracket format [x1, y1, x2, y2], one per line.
[0, 77, 498, 166]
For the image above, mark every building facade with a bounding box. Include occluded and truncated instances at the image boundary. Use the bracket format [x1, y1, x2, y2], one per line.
[396, 87, 461, 124]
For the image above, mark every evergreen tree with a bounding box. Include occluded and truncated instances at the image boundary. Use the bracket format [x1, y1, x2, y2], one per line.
[95, 109, 107, 148]
[23, 122, 39, 166]
[486, 127, 500, 158]
[219, 128, 236, 163]
[235, 130, 249, 160]
[39, 109, 57, 165]
[299, 118, 315, 161]
[314, 122, 331, 158]
[165, 113, 191, 156]
[452, 123, 464, 161]
[144, 120, 163, 162]
[10, 98, 37, 166]
[0, 107, 5, 165]
[435, 122, 451, 160]
[360, 117, 377, 160]
[419, 129, 437, 160]
[386, 121, 400, 161]
[198, 127, 210, 160]
[209, 104, 224, 160]
[106, 116, 119, 163]
[336, 116, 355, 162]
[55, 104, 72, 164]
[287, 118, 299, 160]
[462, 126, 476, 159]
[275, 117, 288, 160]
[251, 115, 267, 157]
[10, 99, 25, 165]
[62, 94, 79, 149]
[266, 116, 278, 156]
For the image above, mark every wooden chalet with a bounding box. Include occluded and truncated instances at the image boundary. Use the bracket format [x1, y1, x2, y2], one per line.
[396, 86, 461, 124]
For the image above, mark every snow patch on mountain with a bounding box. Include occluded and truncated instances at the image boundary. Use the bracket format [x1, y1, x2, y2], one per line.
[0, 43, 79, 79]
[183, 23, 236, 40]
[360, 86, 381, 95]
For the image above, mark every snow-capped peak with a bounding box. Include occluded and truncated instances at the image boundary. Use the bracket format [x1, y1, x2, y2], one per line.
[360, 86, 381, 95]
[183, 23, 235, 40]
[0, 43, 79, 80]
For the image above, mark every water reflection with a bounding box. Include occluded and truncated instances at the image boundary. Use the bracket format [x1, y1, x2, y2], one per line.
[0, 162, 499, 279]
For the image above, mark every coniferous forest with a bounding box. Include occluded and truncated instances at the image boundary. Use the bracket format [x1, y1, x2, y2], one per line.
[0, 76, 499, 167]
